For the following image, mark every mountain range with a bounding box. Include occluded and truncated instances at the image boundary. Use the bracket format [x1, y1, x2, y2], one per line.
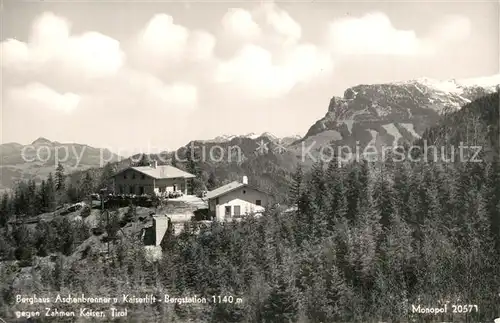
[0, 138, 121, 191]
[202, 133, 302, 146]
[1, 74, 498, 194]
[288, 74, 499, 160]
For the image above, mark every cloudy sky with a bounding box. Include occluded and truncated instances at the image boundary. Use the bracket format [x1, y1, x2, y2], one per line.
[1, 0, 498, 155]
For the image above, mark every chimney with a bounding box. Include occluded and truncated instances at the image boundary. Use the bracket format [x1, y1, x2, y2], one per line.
[242, 176, 248, 185]
[151, 160, 157, 168]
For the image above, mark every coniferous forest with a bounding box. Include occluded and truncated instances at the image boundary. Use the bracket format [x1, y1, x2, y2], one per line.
[0, 93, 499, 322]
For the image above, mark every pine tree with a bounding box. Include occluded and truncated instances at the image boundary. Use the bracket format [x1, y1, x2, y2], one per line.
[13, 182, 29, 216]
[37, 180, 47, 213]
[372, 170, 394, 231]
[261, 275, 298, 323]
[27, 179, 37, 216]
[171, 153, 178, 167]
[207, 171, 217, 191]
[135, 154, 151, 167]
[482, 161, 500, 254]
[0, 193, 10, 227]
[185, 146, 200, 177]
[80, 172, 94, 200]
[185, 146, 201, 194]
[289, 165, 303, 207]
[46, 173, 56, 212]
[55, 163, 66, 191]
[310, 160, 326, 208]
[393, 162, 411, 222]
[99, 162, 116, 191]
[66, 183, 79, 203]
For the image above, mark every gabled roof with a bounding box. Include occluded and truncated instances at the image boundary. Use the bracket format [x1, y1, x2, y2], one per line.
[205, 181, 266, 200]
[112, 165, 196, 180]
[205, 181, 245, 200]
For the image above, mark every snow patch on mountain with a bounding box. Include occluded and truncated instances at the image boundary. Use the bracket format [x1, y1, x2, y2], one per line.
[343, 120, 354, 135]
[205, 132, 289, 144]
[382, 124, 401, 146]
[209, 134, 237, 143]
[413, 77, 463, 94]
[400, 123, 421, 139]
[401, 74, 500, 96]
[261, 132, 279, 141]
[367, 130, 378, 145]
[244, 133, 260, 140]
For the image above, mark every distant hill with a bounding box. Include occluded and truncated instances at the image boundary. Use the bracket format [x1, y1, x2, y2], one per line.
[0, 138, 122, 190]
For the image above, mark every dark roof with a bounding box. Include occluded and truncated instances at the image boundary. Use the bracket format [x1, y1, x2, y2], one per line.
[112, 165, 196, 180]
[205, 181, 245, 199]
[205, 181, 266, 200]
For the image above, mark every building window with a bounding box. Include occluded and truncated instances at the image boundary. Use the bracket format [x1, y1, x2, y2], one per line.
[256, 200, 262, 206]
[225, 206, 231, 216]
[132, 173, 136, 179]
[243, 190, 246, 194]
[141, 174, 145, 180]
[234, 205, 241, 216]
[119, 185, 124, 194]
[130, 186, 134, 194]
[215, 197, 219, 204]
[124, 173, 127, 179]
[139, 186, 144, 195]
[173, 184, 177, 192]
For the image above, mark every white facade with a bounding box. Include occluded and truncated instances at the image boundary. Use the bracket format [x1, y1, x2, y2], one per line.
[208, 186, 268, 222]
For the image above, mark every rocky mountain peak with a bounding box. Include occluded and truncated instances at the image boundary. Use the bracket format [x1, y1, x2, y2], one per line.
[292, 75, 500, 159]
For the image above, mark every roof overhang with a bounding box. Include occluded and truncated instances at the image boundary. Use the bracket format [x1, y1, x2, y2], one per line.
[111, 167, 157, 180]
[111, 167, 196, 180]
[206, 184, 267, 200]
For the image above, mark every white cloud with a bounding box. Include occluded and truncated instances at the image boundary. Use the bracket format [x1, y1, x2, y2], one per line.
[284, 44, 333, 81]
[215, 4, 332, 98]
[262, 3, 302, 44]
[116, 69, 198, 110]
[214, 44, 332, 98]
[214, 45, 291, 97]
[136, 14, 216, 66]
[138, 14, 189, 60]
[1, 12, 125, 78]
[221, 8, 261, 39]
[327, 12, 471, 57]
[187, 31, 217, 61]
[7, 83, 81, 113]
[133, 4, 323, 100]
[328, 12, 423, 56]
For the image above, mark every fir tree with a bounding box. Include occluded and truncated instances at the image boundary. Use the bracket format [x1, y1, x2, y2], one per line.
[80, 172, 94, 200]
[171, 153, 178, 167]
[99, 162, 116, 191]
[185, 145, 200, 177]
[0, 193, 10, 227]
[27, 179, 37, 216]
[46, 173, 56, 212]
[55, 163, 66, 191]
[37, 180, 47, 213]
[289, 164, 303, 207]
[207, 171, 217, 191]
[135, 154, 151, 167]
